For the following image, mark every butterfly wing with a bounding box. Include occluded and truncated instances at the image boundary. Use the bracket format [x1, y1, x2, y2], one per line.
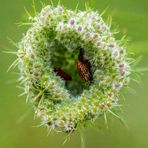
[54, 67, 72, 81]
[77, 48, 92, 82]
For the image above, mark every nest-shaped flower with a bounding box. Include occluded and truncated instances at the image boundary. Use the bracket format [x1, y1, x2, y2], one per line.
[17, 5, 131, 133]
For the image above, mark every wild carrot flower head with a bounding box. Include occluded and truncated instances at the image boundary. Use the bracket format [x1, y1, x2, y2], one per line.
[17, 4, 131, 133]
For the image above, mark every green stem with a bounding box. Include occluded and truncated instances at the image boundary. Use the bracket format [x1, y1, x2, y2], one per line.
[80, 131, 86, 148]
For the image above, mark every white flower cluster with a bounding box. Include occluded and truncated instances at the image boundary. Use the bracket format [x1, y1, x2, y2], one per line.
[17, 5, 131, 133]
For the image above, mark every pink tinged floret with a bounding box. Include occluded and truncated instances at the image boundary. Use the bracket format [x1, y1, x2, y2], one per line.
[93, 33, 99, 40]
[112, 83, 123, 90]
[54, 7, 63, 13]
[69, 19, 75, 25]
[77, 26, 83, 32]
[112, 49, 120, 59]
[119, 62, 125, 68]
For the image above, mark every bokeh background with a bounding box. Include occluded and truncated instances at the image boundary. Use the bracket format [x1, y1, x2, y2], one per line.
[0, 0, 148, 148]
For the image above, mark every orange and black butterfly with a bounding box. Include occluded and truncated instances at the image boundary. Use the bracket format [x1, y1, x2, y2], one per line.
[54, 67, 72, 81]
[77, 48, 93, 82]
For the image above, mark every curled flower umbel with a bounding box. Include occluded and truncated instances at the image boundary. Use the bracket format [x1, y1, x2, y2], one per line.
[17, 4, 131, 133]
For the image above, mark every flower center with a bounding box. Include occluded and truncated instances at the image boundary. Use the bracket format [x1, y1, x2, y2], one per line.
[50, 40, 91, 96]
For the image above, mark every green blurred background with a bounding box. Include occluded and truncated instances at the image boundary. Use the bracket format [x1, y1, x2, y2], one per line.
[0, 0, 148, 148]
